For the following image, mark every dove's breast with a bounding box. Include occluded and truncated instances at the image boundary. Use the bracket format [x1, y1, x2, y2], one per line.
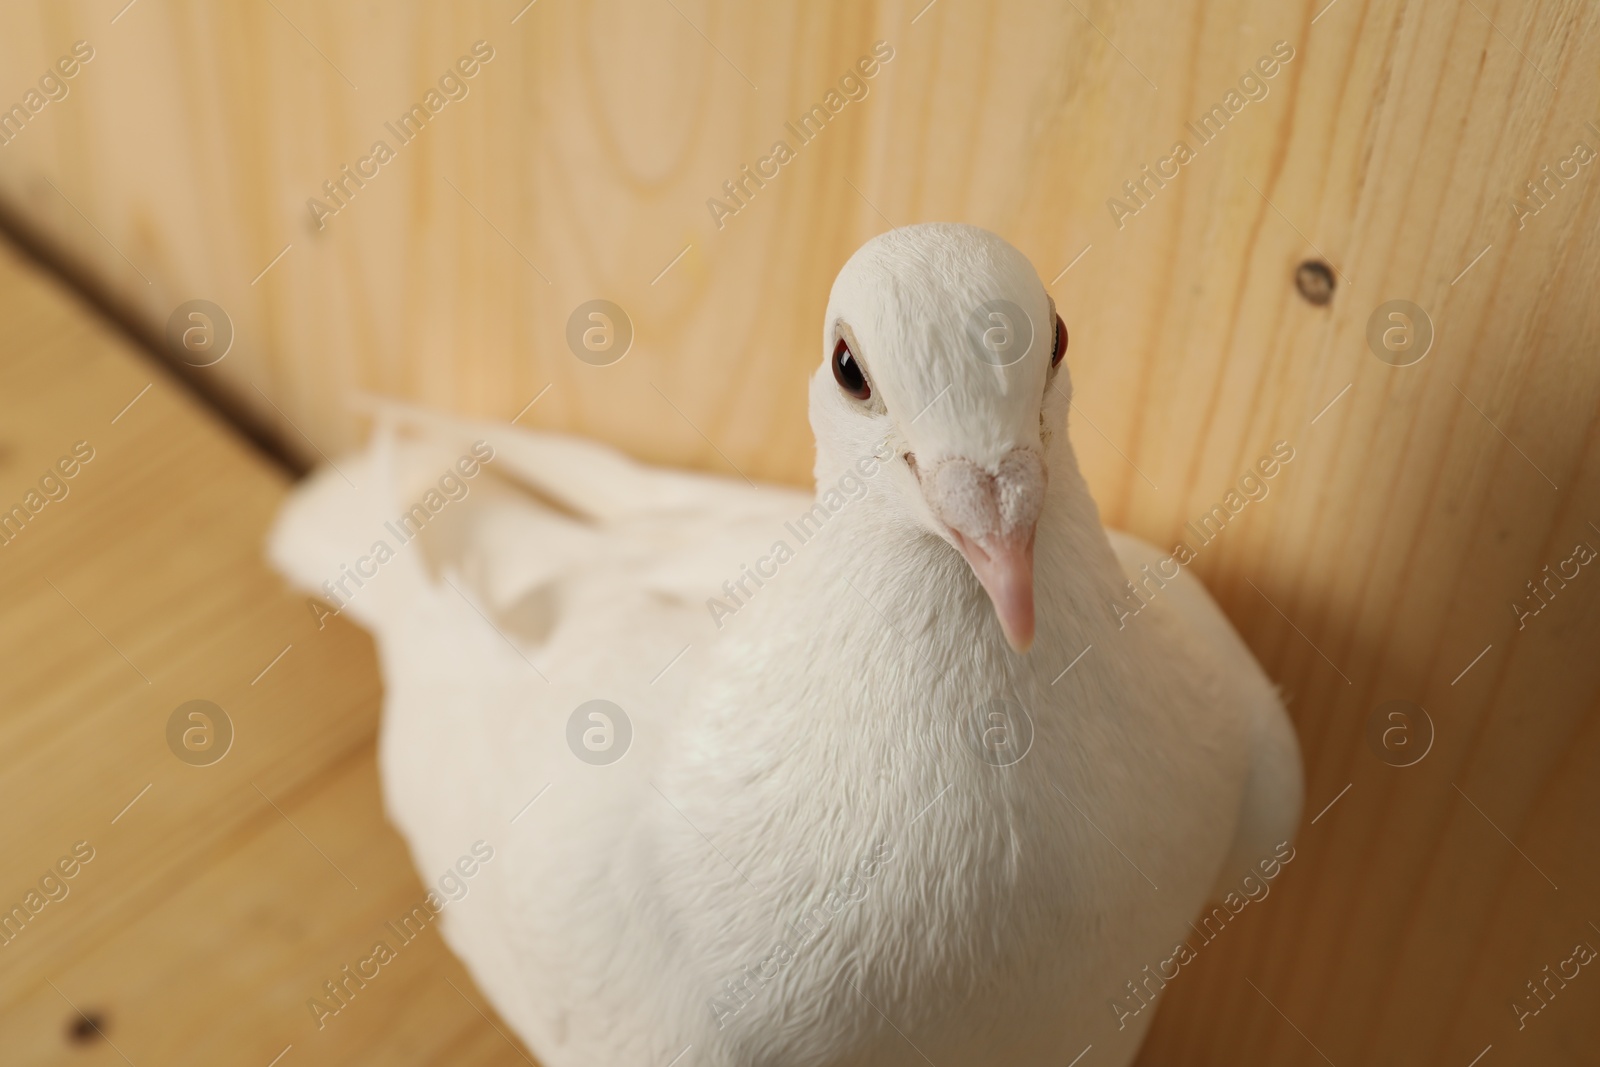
[575, 514, 1269, 1067]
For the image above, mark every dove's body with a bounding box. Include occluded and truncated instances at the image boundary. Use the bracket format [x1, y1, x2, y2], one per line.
[270, 225, 1301, 1066]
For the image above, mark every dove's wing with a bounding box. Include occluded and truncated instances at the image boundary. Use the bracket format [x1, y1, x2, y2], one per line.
[1105, 530, 1304, 895]
[268, 399, 811, 624]
[267, 407, 813, 1058]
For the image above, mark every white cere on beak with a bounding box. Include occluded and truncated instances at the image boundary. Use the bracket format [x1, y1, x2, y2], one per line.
[918, 448, 1046, 652]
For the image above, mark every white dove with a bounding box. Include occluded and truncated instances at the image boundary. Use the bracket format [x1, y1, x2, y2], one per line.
[269, 222, 1302, 1067]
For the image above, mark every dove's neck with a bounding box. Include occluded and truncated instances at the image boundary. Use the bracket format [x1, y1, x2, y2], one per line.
[676, 452, 1127, 775]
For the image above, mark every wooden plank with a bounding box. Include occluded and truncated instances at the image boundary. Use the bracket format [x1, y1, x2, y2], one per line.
[0, 235, 532, 1065]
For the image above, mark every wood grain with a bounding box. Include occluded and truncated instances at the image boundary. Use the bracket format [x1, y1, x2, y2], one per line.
[0, 236, 529, 1064]
[0, 1, 1597, 1064]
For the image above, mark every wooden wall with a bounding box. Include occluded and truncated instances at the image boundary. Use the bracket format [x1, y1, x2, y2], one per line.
[1, 1, 1597, 1064]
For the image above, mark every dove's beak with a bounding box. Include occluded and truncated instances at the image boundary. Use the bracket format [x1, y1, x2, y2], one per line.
[917, 448, 1047, 654]
[949, 526, 1037, 652]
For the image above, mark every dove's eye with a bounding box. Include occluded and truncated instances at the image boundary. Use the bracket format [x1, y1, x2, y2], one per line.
[832, 338, 871, 400]
[1051, 315, 1068, 368]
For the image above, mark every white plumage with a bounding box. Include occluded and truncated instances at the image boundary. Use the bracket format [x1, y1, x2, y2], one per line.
[269, 223, 1302, 1066]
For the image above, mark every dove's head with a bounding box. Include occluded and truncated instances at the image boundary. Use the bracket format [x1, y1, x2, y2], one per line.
[811, 223, 1071, 654]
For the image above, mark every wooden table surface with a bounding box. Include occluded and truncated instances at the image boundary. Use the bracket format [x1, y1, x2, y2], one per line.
[0, 235, 532, 1065]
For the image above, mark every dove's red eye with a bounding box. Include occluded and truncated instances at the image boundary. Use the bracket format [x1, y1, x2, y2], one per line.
[833, 338, 870, 400]
[1051, 315, 1068, 368]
